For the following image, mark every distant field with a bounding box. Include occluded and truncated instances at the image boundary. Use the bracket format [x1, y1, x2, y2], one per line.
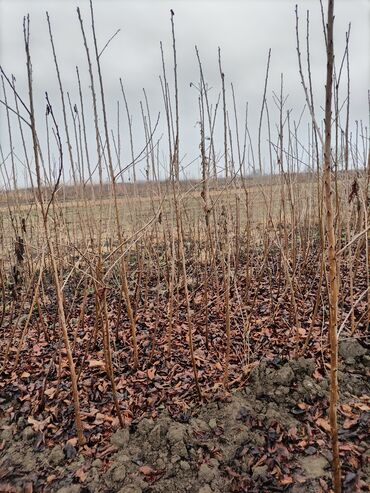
[0, 175, 324, 264]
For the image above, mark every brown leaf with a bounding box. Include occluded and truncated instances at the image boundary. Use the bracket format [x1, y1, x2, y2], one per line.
[147, 368, 156, 380]
[27, 416, 50, 432]
[44, 387, 57, 398]
[297, 440, 307, 448]
[280, 475, 294, 485]
[343, 418, 358, 430]
[75, 467, 87, 482]
[319, 478, 329, 491]
[32, 344, 42, 355]
[139, 465, 156, 475]
[297, 402, 307, 410]
[313, 369, 322, 380]
[316, 418, 331, 433]
[67, 437, 78, 446]
[341, 403, 352, 413]
[354, 402, 370, 412]
[348, 456, 359, 468]
[88, 359, 105, 368]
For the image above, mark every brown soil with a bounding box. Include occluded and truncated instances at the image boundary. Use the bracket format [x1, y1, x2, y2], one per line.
[1, 351, 369, 493]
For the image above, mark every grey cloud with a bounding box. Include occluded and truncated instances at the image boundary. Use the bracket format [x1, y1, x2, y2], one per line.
[0, 0, 369, 185]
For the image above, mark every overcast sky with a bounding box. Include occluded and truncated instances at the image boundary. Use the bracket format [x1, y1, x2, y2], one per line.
[0, 0, 369, 185]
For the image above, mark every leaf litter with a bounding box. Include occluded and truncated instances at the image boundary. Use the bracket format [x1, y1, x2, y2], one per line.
[0, 249, 369, 492]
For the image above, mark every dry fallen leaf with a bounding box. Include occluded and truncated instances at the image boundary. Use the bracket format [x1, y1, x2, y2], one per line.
[44, 387, 57, 398]
[280, 475, 294, 485]
[75, 467, 87, 483]
[343, 418, 358, 430]
[67, 437, 78, 446]
[27, 416, 50, 432]
[316, 418, 331, 433]
[354, 402, 370, 412]
[297, 402, 307, 410]
[139, 465, 156, 475]
[88, 359, 105, 368]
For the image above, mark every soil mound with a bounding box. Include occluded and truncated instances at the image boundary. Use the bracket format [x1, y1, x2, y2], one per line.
[1, 351, 369, 492]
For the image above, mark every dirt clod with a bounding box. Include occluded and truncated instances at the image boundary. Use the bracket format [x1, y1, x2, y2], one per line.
[363, 355, 370, 367]
[111, 464, 127, 483]
[64, 442, 77, 460]
[198, 463, 216, 482]
[339, 338, 367, 359]
[111, 428, 130, 449]
[117, 486, 142, 493]
[56, 486, 81, 493]
[290, 357, 315, 377]
[252, 464, 268, 479]
[49, 445, 65, 466]
[273, 364, 295, 386]
[22, 426, 35, 441]
[299, 455, 329, 479]
[198, 486, 213, 493]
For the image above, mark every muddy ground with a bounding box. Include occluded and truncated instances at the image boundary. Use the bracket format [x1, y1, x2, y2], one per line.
[0, 339, 369, 493]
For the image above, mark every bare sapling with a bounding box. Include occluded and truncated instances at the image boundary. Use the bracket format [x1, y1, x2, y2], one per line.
[88, 0, 139, 369]
[23, 16, 85, 445]
[322, 0, 341, 490]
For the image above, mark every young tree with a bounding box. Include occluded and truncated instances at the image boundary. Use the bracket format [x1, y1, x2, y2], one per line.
[323, 1, 341, 491]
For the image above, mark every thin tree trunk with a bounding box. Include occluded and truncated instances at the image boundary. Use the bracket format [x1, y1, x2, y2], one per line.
[323, 1, 341, 491]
